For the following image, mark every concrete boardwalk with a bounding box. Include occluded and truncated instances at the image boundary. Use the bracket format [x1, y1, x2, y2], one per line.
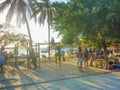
[0, 59, 112, 90]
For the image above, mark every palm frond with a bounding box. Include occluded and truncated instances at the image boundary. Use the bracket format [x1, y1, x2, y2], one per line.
[32, 0, 54, 27]
[6, 0, 17, 23]
[38, 9, 46, 26]
[32, 3, 42, 23]
[49, 8, 53, 25]
[16, 0, 27, 26]
[0, 0, 11, 13]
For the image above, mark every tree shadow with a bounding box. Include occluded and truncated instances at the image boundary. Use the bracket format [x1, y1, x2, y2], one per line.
[0, 72, 16, 90]
[1, 59, 119, 90]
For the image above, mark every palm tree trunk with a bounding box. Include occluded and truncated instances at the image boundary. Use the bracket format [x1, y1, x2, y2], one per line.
[47, 8, 50, 60]
[14, 45, 18, 69]
[24, 15, 33, 67]
[24, 16, 33, 51]
[48, 23, 50, 60]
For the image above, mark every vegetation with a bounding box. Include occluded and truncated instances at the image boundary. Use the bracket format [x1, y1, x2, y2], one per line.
[0, 0, 37, 51]
[52, 0, 120, 69]
[0, 23, 28, 50]
[32, 0, 54, 59]
[53, 0, 120, 46]
[0, 0, 120, 69]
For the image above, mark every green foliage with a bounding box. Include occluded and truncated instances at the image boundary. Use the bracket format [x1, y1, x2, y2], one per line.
[0, 0, 37, 50]
[0, 23, 28, 50]
[52, 1, 84, 45]
[52, 0, 120, 69]
[32, 0, 54, 26]
[32, 0, 54, 59]
[53, 0, 120, 47]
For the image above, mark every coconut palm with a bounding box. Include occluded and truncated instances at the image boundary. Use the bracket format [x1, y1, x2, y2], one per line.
[32, 0, 54, 60]
[0, 0, 37, 51]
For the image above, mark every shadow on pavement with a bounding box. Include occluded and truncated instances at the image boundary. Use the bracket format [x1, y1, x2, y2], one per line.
[0, 60, 117, 90]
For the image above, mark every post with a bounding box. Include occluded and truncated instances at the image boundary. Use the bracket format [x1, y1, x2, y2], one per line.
[58, 43, 61, 66]
[27, 42, 29, 68]
[14, 44, 18, 69]
[38, 43, 41, 68]
[35, 43, 38, 68]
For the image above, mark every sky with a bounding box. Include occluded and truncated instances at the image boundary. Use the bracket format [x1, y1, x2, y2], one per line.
[17, 0, 69, 43]
[17, 19, 61, 43]
[0, 0, 68, 44]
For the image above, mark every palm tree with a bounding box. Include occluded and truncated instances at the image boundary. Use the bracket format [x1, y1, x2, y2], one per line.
[0, 0, 37, 51]
[32, 0, 54, 60]
[0, 0, 37, 68]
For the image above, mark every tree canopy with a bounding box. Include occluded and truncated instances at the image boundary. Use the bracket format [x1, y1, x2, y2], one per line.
[0, 23, 28, 50]
[52, 0, 120, 48]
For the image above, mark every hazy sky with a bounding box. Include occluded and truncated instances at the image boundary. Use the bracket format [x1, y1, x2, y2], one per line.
[20, 0, 68, 43]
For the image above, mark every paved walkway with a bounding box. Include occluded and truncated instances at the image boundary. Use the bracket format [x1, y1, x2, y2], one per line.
[0, 60, 112, 90]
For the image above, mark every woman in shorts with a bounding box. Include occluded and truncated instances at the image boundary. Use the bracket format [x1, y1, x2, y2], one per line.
[77, 48, 84, 72]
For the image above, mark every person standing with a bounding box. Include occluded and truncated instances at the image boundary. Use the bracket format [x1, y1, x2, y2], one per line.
[84, 48, 89, 68]
[30, 51, 37, 69]
[90, 48, 96, 67]
[77, 47, 84, 72]
[0, 50, 4, 73]
[60, 50, 66, 61]
[3, 51, 8, 65]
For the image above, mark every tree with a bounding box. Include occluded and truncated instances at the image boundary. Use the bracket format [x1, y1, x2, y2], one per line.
[52, 1, 85, 45]
[32, 0, 54, 60]
[92, 0, 120, 69]
[53, 0, 120, 69]
[0, 23, 28, 50]
[79, 0, 120, 69]
[0, 0, 37, 52]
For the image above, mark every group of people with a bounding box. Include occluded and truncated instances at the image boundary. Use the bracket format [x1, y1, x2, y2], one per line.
[0, 47, 116, 72]
[54, 49, 66, 61]
[0, 50, 14, 73]
[77, 47, 89, 72]
[76, 47, 110, 72]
